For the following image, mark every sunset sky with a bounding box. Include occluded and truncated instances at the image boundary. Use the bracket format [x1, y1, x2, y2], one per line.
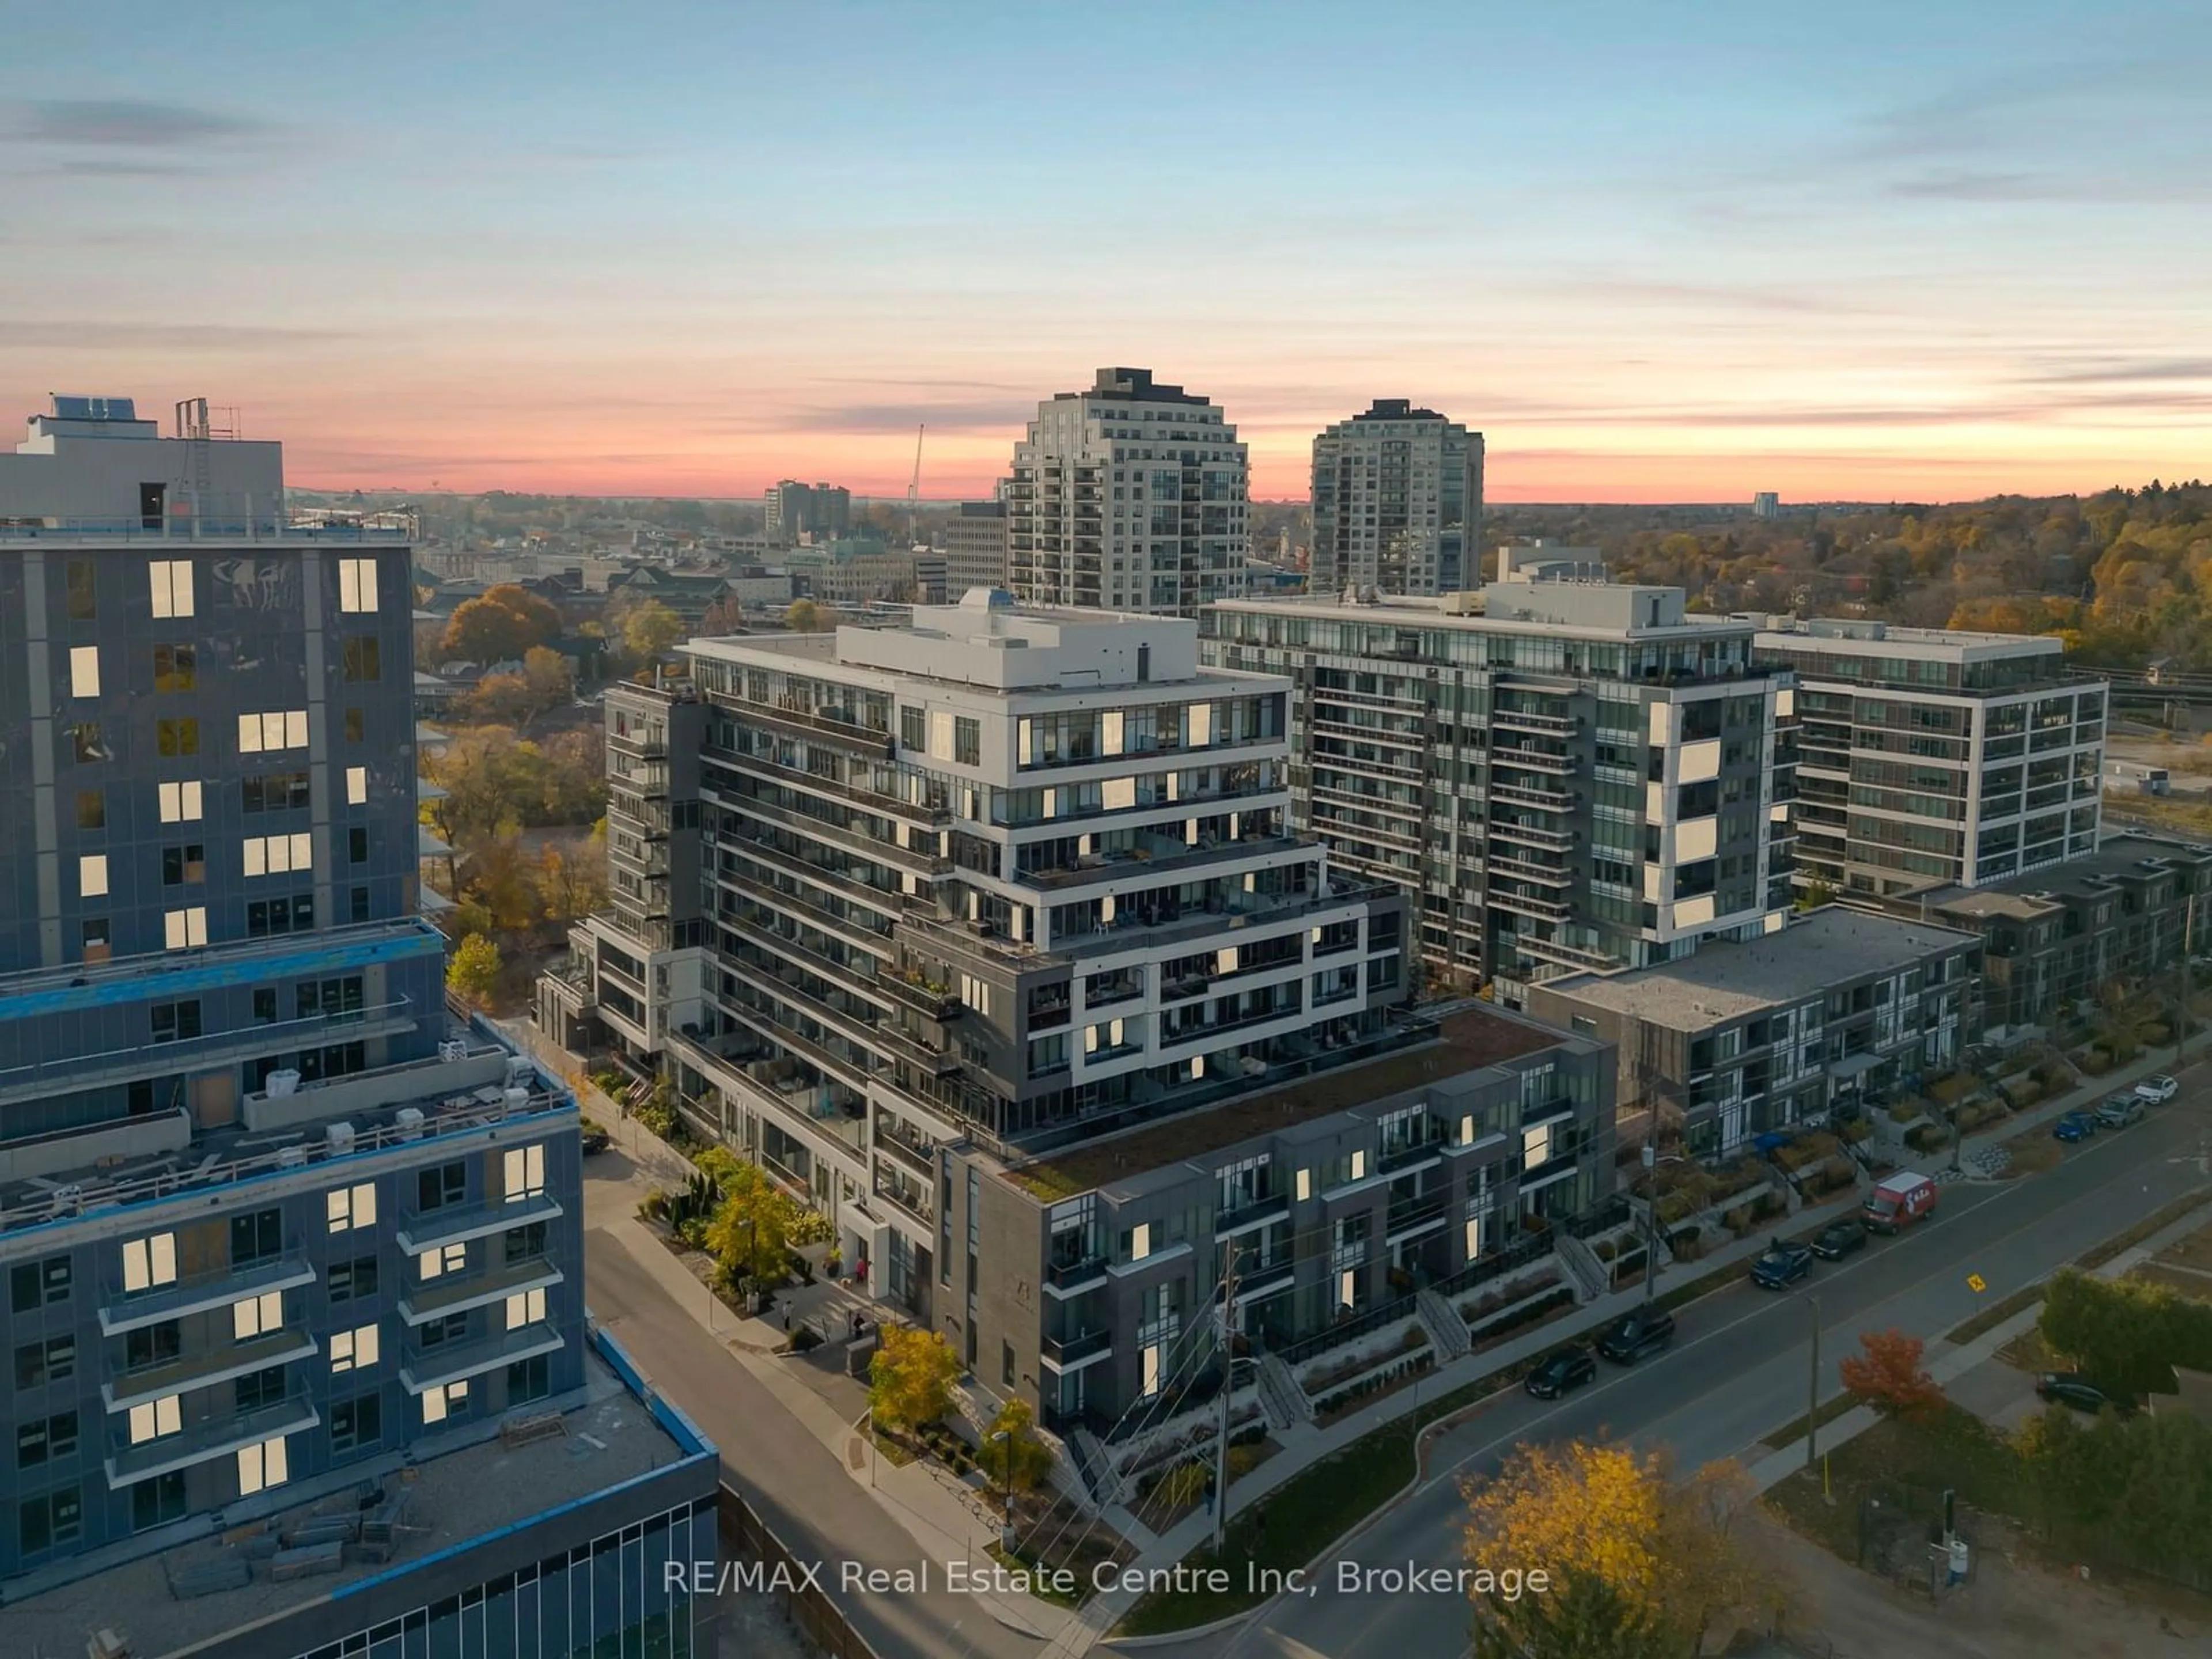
[4, 1, 2209, 503]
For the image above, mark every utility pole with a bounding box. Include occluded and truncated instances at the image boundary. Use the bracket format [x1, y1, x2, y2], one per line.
[1212, 1243, 1241, 1551]
[1805, 1293, 1822, 1474]
[2177, 888, 2197, 1066]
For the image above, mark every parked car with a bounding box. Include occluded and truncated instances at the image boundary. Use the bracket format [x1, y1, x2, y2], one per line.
[2096, 1094, 2146, 1130]
[1862, 1171, 1939, 1234]
[1595, 1306, 1676, 1364]
[1810, 1218, 1868, 1260]
[579, 1124, 612, 1155]
[2037, 1372, 2131, 1415]
[1750, 1240, 1815, 1290]
[1524, 1346, 1598, 1400]
[2137, 1074, 2180, 1104]
[2052, 1110, 2099, 1143]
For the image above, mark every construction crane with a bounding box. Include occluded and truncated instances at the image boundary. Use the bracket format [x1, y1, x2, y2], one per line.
[907, 423, 925, 546]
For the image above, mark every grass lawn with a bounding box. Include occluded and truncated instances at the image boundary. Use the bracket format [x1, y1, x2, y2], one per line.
[1759, 1389, 1862, 1451]
[2129, 1263, 2212, 1304]
[1766, 1403, 2028, 1561]
[2080, 1190, 2212, 1270]
[1995, 1324, 2057, 1373]
[1947, 1281, 2045, 1344]
[1997, 1134, 2063, 1178]
[2161, 1220, 2212, 1273]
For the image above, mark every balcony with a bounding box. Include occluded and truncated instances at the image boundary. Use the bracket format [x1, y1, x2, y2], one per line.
[104, 1327, 319, 1411]
[400, 1319, 565, 1395]
[1488, 820, 1575, 853]
[100, 1249, 316, 1337]
[1043, 1254, 1109, 1297]
[883, 973, 963, 1022]
[1488, 854, 1571, 887]
[878, 1022, 961, 1077]
[399, 1252, 564, 1326]
[1231, 1255, 1296, 1304]
[873, 1174, 934, 1227]
[1040, 1328, 1112, 1370]
[396, 1189, 566, 1256]
[876, 1123, 937, 1177]
[1215, 1191, 1290, 1235]
[1492, 745, 1577, 776]
[607, 728, 668, 760]
[1387, 1192, 1451, 1240]
[106, 1388, 319, 1488]
[1488, 783, 1573, 813]
[1491, 709, 1575, 737]
[1489, 889, 1573, 923]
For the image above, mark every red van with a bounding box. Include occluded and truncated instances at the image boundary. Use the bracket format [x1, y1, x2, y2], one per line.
[1862, 1172, 1938, 1234]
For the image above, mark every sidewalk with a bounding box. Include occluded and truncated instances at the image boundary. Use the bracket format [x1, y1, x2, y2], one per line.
[1747, 1184, 2212, 1491]
[581, 1148, 1071, 1644]
[1949, 1041, 2200, 1171]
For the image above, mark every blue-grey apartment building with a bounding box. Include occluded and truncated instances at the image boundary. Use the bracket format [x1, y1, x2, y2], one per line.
[0, 397, 715, 1658]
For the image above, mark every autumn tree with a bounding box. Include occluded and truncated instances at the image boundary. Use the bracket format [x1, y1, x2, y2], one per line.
[522, 645, 575, 709]
[440, 584, 562, 665]
[981, 1397, 1055, 1494]
[2042, 1269, 2212, 1399]
[620, 599, 685, 661]
[1838, 1328, 1945, 1423]
[785, 597, 836, 633]
[445, 933, 502, 1005]
[457, 672, 540, 728]
[698, 1149, 806, 1291]
[423, 726, 605, 846]
[536, 839, 607, 926]
[1463, 1441, 1788, 1659]
[869, 1327, 964, 1434]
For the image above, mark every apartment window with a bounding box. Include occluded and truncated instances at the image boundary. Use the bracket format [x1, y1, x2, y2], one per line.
[162, 907, 208, 949]
[150, 1000, 202, 1043]
[18, 1487, 81, 1556]
[75, 788, 105, 830]
[421, 1379, 469, 1425]
[16, 1411, 78, 1469]
[300, 976, 365, 1020]
[236, 1435, 289, 1497]
[344, 707, 365, 743]
[327, 1183, 377, 1233]
[230, 1207, 282, 1267]
[418, 1161, 466, 1210]
[351, 885, 370, 922]
[122, 1232, 177, 1293]
[505, 1221, 548, 1263]
[158, 779, 203, 822]
[126, 1321, 180, 1370]
[338, 557, 380, 613]
[70, 722, 108, 763]
[69, 645, 100, 698]
[14, 1336, 75, 1389]
[254, 988, 278, 1023]
[81, 918, 111, 963]
[954, 716, 981, 766]
[1130, 1222, 1152, 1263]
[157, 717, 199, 757]
[419, 1242, 467, 1280]
[342, 635, 381, 683]
[236, 1365, 286, 1412]
[149, 559, 195, 618]
[161, 843, 206, 885]
[153, 643, 197, 692]
[237, 710, 308, 753]
[66, 558, 96, 619]
[900, 706, 925, 749]
[330, 1392, 382, 1454]
[329, 1324, 381, 1373]
[243, 772, 309, 813]
[131, 1471, 186, 1532]
[328, 1255, 378, 1302]
[503, 1143, 545, 1201]
[1295, 1168, 1312, 1202]
[504, 1286, 547, 1330]
[347, 765, 368, 805]
[243, 832, 313, 877]
[77, 854, 108, 898]
[349, 825, 369, 863]
[420, 1311, 468, 1347]
[10, 1256, 70, 1313]
[507, 1354, 550, 1404]
[247, 895, 311, 936]
[1141, 1344, 1161, 1399]
[127, 1395, 181, 1446]
[233, 1290, 284, 1340]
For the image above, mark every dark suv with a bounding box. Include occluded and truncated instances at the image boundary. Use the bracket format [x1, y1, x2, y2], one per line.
[1595, 1305, 1677, 1364]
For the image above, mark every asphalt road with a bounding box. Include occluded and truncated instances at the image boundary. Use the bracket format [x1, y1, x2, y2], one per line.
[1145, 1080, 2212, 1659]
[584, 1226, 1041, 1659]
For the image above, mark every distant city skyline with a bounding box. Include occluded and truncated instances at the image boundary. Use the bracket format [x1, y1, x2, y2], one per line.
[4, 1, 2209, 503]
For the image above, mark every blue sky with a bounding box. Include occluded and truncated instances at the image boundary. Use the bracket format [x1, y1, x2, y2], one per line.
[3, 0, 2208, 499]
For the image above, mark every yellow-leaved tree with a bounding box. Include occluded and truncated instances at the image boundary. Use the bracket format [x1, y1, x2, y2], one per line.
[868, 1327, 963, 1435]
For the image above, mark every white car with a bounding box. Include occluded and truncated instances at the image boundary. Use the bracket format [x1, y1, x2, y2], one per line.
[2135, 1074, 2180, 1104]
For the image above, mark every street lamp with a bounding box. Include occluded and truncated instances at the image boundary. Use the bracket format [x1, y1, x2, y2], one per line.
[990, 1429, 1014, 1550]
[1640, 1146, 1689, 1301]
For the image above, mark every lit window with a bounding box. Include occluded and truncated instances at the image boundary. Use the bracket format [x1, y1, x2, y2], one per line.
[1141, 1344, 1160, 1397]
[1295, 1168, 1311, 1202]
[329, 1324, 380, 1373]
[158, 780, 204, 823]
[232, 1290, 283, 1340]
[347, 766, 368, 805]
[327, 1183, 377, 1233]
[121, 1233, 177, 1292]
[237, 1435, 289, 1495]
[1130, 1222, 1151, 1263]
[69, 645, 100, 698]
[78, 854, 108, 898]
[163, 907, 209, 949]
[243, 832, 315, 877]
[502, 1143, 545, 1202]
[504, 1286, 546, 1330]
[128, 1395, 181, 1445]
[237, 710, 308, 753]
[149, 559, 194, 619]
[418, 1242, 467, 1280]
[421, 1379, 469, 1425]
[338, 558, 380, 613]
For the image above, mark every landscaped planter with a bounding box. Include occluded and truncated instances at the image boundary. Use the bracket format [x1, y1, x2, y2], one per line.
[1293, 1315, 1426, 1398]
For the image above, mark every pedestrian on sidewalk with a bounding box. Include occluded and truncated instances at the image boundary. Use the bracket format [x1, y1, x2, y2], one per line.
[783, 1308, 791, 1334]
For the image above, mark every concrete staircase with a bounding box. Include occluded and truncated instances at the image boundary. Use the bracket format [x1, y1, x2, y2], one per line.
[1416, 1287, 1470, 1362]
[1554, 1230, 1609, 1304]
[1256, 1351, 1313, 1432]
